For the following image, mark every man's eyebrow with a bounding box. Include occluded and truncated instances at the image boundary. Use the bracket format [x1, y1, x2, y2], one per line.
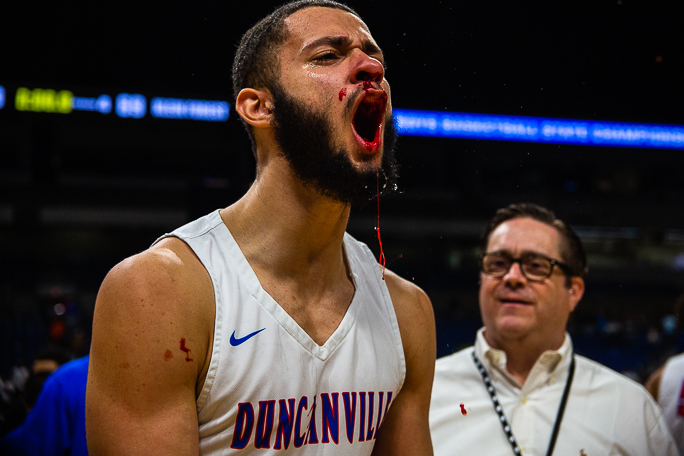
[301, 35, 384, 58]
[489, 249, 550, 258]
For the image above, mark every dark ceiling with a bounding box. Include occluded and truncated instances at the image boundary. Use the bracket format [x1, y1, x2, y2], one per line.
[2, 1, 682, 123]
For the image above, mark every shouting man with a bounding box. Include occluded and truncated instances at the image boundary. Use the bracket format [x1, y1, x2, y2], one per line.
[86, 1, 436, 455]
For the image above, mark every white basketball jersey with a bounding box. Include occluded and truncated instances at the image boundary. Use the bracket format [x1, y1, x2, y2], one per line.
[158, 210, 406, 455]
[659, 352, 684, 453]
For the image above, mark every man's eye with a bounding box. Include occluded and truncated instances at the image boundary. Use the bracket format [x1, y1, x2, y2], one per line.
[314, 52, 339, 62]
[489, 259, 508, 269]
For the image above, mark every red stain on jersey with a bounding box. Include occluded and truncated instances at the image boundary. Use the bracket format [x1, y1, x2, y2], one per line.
[460, 404, 467, 416]
[180, 338, 193, 362]
[339, 88, 347, 101]
[164, 349, 173, 361]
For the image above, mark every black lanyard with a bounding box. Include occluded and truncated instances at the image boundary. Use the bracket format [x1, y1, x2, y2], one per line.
[472, 350, 576, 456]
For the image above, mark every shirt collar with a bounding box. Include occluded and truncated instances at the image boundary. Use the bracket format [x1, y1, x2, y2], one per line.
[474, 327, 574, 390]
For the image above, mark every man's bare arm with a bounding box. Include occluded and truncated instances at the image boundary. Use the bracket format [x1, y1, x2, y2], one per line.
[645, 365, 664, 402]
[372, 270, 436, 456]
[86, 239, 214, 455]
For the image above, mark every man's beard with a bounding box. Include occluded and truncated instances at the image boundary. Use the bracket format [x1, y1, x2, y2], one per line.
[270, 82, 399, 206]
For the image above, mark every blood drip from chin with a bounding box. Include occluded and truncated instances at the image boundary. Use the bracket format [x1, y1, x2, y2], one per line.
[375, 153, 386, 279]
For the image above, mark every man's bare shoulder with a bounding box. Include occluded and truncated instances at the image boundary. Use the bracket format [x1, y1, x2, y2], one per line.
[383, 269, 433, 321]
[102, 236, 211, 305]
[370, 269, 435, 456]
[382, 268, 435, 366]
[87, 236, 214, 454]
[92, 236, 215, 380]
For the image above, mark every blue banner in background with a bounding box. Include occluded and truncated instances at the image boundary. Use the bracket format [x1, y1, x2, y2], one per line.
[394, 108, 684, 149]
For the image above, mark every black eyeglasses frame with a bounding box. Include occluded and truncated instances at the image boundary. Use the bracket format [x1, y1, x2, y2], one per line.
[478, 252, 573, 281]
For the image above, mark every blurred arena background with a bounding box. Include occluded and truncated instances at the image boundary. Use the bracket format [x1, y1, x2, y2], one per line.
[0, 0, 682, 410]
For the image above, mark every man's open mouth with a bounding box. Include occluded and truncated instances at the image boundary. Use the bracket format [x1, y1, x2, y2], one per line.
[352, 89, 387, 152]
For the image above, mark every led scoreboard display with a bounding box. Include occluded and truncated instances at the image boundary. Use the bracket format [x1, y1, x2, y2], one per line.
[394, 110, 684, 149]
[2, 83, 684, 149]
[0, 84, 230, 122]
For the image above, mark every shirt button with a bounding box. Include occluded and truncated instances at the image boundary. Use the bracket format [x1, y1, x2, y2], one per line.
[493, 354, 501, 363]
[521, 397, 528, 404]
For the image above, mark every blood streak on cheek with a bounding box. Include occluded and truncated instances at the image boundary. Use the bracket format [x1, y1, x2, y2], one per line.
[179, 338, 193, 362]
[338, 87, 347, 101]
[460, 403, 468, 416]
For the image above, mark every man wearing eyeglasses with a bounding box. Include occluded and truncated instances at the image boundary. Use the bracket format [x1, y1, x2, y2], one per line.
[429, 203, 677, 456]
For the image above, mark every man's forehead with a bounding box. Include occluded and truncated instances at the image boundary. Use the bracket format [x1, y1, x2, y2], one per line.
[283, 7, 376, 50]
[488, 218, 561, 257]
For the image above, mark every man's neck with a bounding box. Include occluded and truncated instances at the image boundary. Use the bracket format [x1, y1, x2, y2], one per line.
[221, 159, 352, 283]
[484, 331, 565, 385]
[220, 160, 357, 345]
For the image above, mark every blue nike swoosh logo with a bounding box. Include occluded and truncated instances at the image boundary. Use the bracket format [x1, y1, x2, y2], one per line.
[230, 328, 266, 346]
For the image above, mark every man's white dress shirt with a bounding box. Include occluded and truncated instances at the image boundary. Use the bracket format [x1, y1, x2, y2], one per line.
[430, 328, 678, 456]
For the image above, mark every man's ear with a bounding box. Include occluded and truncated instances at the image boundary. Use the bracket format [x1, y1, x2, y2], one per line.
[568, 276, 585, 312]
[235, 88, 274, 128]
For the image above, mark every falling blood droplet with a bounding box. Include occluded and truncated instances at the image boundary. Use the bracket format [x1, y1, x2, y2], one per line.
[376, 152, 386, 279]
[338, 87, 347, 101]
[460, 404, 467, 416]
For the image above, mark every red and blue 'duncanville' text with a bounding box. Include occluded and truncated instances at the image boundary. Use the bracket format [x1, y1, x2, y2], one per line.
[230, 391, 394, 450]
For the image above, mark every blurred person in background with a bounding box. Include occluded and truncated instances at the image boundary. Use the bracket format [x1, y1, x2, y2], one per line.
[646, 292, 684, 454]
[22, 347, 72, 412]
[1, 355, 89, 456]
[430, 203, 677, 455]
[0, 347, 72, 436]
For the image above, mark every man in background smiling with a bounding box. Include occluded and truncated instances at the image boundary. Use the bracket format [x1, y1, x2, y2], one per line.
[430, 203, 676, 455]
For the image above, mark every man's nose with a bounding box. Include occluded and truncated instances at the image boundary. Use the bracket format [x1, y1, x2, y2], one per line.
[350, 51, 384, 85]
[503, 262, 527, 287]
